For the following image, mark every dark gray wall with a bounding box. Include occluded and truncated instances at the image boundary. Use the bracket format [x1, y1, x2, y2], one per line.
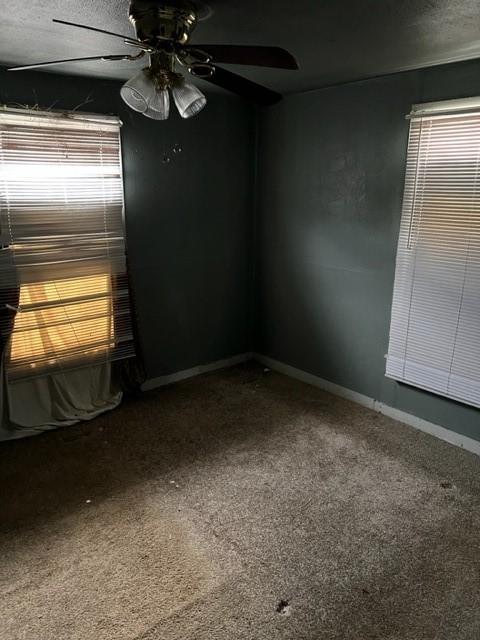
[255, 59, 480, 442]
[0, 68, 256, 380]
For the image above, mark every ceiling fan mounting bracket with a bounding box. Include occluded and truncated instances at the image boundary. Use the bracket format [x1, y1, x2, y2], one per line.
[129, 1, 207, 45]
[146, 51, 184, 90]
[188, 62, 215, 78]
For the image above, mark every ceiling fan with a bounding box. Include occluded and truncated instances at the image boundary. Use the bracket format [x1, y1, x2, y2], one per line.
[8, 0, 299, 121]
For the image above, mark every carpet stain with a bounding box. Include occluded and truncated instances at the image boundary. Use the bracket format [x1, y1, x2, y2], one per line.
[276, 599, 291, 616]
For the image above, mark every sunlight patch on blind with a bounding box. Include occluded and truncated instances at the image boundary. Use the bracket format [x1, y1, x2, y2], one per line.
[10, 274, 113, 375]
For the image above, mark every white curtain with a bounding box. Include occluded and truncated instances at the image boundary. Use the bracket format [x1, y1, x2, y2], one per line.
[0, 346, 121, 441]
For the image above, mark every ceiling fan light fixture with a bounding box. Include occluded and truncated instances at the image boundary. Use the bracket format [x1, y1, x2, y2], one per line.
[172, 81, 207, 119]
[120, 69, 152, 112]
[143, 89, 170, 120]
[121, 67, 171, 119]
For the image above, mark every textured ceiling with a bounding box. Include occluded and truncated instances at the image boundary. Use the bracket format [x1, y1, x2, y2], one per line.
[1, 0, 480, 94]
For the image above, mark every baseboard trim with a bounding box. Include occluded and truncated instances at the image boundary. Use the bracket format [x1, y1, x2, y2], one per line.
[142, 352, 253, 391]
[254, 353, 480, 457]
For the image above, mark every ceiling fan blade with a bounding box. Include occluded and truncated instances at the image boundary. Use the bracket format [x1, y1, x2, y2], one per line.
[185, 44, 298, 70]
[200, 66, 282, 106]
[8, 54, 138, 72]
[52, 19, 141, 45]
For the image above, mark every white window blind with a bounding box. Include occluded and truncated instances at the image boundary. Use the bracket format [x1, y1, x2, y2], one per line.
[0, 108, 135, 381]
[386, 98, 480, 409]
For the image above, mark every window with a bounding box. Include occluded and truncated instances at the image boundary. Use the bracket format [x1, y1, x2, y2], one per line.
[386, 98, 480, 409]
[0, 109, 135, 381]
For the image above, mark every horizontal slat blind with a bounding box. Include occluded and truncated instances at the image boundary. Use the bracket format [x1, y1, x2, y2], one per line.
[0, 109, 135, 381]
[386, 106, 480, 408]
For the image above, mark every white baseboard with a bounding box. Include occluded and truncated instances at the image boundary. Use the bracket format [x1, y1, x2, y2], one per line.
[254, 353, 480, 457]
[142, 352, 253, 391]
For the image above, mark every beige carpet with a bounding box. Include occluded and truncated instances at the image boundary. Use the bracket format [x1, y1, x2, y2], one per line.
[1, 363, 479, 639]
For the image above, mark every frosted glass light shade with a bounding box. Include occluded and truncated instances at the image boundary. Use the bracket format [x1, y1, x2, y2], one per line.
[143, 90, 170, 120]
[172, 83, 207, 119]
[120, 71, 170, 120]
[120, 70, 152, 113]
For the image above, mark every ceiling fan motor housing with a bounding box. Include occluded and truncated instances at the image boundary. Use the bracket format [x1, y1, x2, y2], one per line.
[129, 1, 199, 45]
